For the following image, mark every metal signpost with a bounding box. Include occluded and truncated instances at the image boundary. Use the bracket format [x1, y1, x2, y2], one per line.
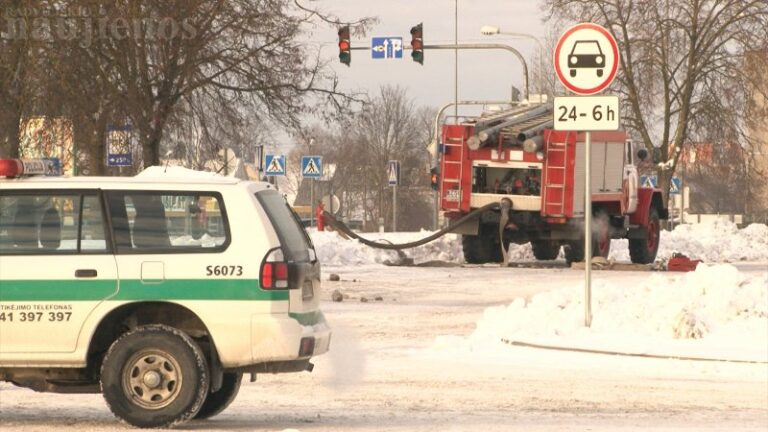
[301, 156, 323, 227]
[554, 23, 621, 327]
[388, 160, 400, 232]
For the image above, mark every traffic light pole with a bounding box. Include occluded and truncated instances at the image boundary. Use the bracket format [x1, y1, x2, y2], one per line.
[349, 43, 529, 100]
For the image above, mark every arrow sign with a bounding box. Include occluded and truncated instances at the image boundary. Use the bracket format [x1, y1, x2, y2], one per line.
[265, 154, 286, 176]
[372, 37, 403, 59]
[388, 160, 400, 186]
[301, 156, 323, 178]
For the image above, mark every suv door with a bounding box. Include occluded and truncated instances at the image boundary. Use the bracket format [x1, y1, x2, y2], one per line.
[0, 191, 118, 354]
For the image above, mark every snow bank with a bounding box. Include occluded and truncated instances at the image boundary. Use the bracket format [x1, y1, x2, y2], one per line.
[311, 221, 768, 265]
[611, 220, 768, 263]
[430, 264, 768, 362]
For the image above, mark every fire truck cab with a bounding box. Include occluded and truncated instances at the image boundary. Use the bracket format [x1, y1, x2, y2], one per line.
[435, 102, 667, 264]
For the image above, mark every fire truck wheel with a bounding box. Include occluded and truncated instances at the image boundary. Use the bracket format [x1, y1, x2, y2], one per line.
[531, 240, 561, 260]
[629, 207, 661, 264]
[564, 241, 585, 265]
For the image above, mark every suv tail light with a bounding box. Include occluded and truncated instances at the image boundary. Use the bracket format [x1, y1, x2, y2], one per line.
[260, 248, 291, 290]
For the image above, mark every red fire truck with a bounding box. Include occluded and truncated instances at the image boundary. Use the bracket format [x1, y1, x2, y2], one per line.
[434, 102, 667, 264]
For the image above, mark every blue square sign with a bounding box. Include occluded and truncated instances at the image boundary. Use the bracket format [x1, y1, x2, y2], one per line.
[264, 154, 286, 176]
[301, 156, 322, 178]
[371, 37, 403, 59]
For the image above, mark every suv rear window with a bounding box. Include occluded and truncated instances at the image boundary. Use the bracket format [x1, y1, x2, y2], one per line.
[255, 190, 311, 262]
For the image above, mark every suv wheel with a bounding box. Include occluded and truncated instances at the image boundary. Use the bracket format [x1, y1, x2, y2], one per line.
[101, 325, 209, 428]
[194, 372, 243, 420]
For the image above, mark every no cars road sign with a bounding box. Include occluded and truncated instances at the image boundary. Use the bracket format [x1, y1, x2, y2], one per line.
[554, 23, 620, 95]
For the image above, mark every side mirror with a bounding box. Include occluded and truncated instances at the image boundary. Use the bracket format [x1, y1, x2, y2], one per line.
[636, 148, 648, 161]
[652, 147, 662, 164]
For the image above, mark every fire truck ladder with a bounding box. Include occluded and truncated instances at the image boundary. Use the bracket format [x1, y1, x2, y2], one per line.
[441, 132, 466, 210]
[471, 103, 554, 146]
[542, 132, 569, 217]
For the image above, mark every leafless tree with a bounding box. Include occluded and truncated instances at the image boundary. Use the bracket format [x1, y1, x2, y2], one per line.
[326, 85, 434, 231]
[545, 0, 768, 200]
[91, 0, 373, 168]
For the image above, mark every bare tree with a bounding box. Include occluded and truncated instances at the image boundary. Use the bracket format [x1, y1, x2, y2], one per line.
[545, 0, 768, 199]
[90, 0, 373, 168]
[0, 0, 48, 158]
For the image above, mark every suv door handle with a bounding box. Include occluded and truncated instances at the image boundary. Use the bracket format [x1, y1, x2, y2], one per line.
[75, 269, 98, 278]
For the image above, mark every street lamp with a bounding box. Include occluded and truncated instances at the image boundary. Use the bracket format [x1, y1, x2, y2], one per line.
[480, 25, 544, 52]
[481, 25, 545, 97]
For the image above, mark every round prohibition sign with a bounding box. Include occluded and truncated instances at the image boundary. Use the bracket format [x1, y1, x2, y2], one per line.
[554, 23, 619, 95]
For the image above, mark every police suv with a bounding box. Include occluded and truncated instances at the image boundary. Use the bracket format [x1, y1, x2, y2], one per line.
[0, 159, 331, 428]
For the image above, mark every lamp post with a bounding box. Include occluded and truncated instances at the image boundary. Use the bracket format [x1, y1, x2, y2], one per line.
[481, 26, 545, 96]
[480, 26, 544, 51]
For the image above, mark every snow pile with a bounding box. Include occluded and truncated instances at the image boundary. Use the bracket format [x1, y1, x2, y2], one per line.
[310, 230, 465, 265]
[611, 221, 768, 263]
[431, 264, 768, 362]
[311, 220, 768, 266]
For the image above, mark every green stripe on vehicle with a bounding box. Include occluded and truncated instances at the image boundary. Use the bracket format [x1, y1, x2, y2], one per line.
[289, 310, 326, 326]
[0, 279, 289, 302]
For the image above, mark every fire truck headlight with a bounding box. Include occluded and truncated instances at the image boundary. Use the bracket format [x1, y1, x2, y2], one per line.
[536, 151, 545, 161]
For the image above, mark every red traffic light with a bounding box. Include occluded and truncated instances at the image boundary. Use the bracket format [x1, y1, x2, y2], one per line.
[410, 23, 423, 65]
[338, 26, 351, 66]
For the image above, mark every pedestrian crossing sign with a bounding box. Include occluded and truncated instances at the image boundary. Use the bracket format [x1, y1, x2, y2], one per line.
[388, 160, 400, 186]
[301, 156, 323, 178]
[264, 154, 286, 176]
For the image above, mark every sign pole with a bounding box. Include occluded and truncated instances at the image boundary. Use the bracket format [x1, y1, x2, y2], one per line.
[584, 131, 593, 327]
[310, 180, 315, 227]
[393, 185, 397, 232]
[553, 22, 621, 329]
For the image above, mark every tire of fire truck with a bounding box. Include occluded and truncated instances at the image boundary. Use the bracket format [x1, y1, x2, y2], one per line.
[629, 207, 661, 264]
[531, 240, 561, 260]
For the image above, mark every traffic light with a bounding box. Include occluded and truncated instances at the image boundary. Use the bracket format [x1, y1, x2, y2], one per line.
[338, 26, 351, 66]
[410, 23, 423, 65]
[430, 167, 439, 190]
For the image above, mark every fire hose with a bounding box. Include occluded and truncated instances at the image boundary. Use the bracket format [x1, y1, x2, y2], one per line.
[321, 202, 501, 251]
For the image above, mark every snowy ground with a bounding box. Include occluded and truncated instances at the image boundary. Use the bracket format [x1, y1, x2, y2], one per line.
[1, 222, 766, 431]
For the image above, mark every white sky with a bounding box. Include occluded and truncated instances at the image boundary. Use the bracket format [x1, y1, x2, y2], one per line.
[267, 1, 550, 152]
[311, 0, 549, 112]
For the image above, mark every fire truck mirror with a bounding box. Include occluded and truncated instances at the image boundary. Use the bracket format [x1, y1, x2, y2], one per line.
[652, 147, 662, 164]
[636, 148, 648, 162]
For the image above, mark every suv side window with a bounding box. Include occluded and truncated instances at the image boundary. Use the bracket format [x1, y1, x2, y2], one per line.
[105, 191, 229, 253]
[0, 192, 108, 254]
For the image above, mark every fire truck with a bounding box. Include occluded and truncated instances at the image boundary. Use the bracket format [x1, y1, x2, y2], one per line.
[433, 102, 667, 264]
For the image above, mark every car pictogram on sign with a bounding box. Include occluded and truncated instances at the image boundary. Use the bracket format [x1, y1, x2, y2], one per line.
[568, 40, 605, 78]
[554, 23, 620, 96]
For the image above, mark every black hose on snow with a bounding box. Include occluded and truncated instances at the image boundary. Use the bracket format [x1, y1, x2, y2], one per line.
[322, 202, 499, 250]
